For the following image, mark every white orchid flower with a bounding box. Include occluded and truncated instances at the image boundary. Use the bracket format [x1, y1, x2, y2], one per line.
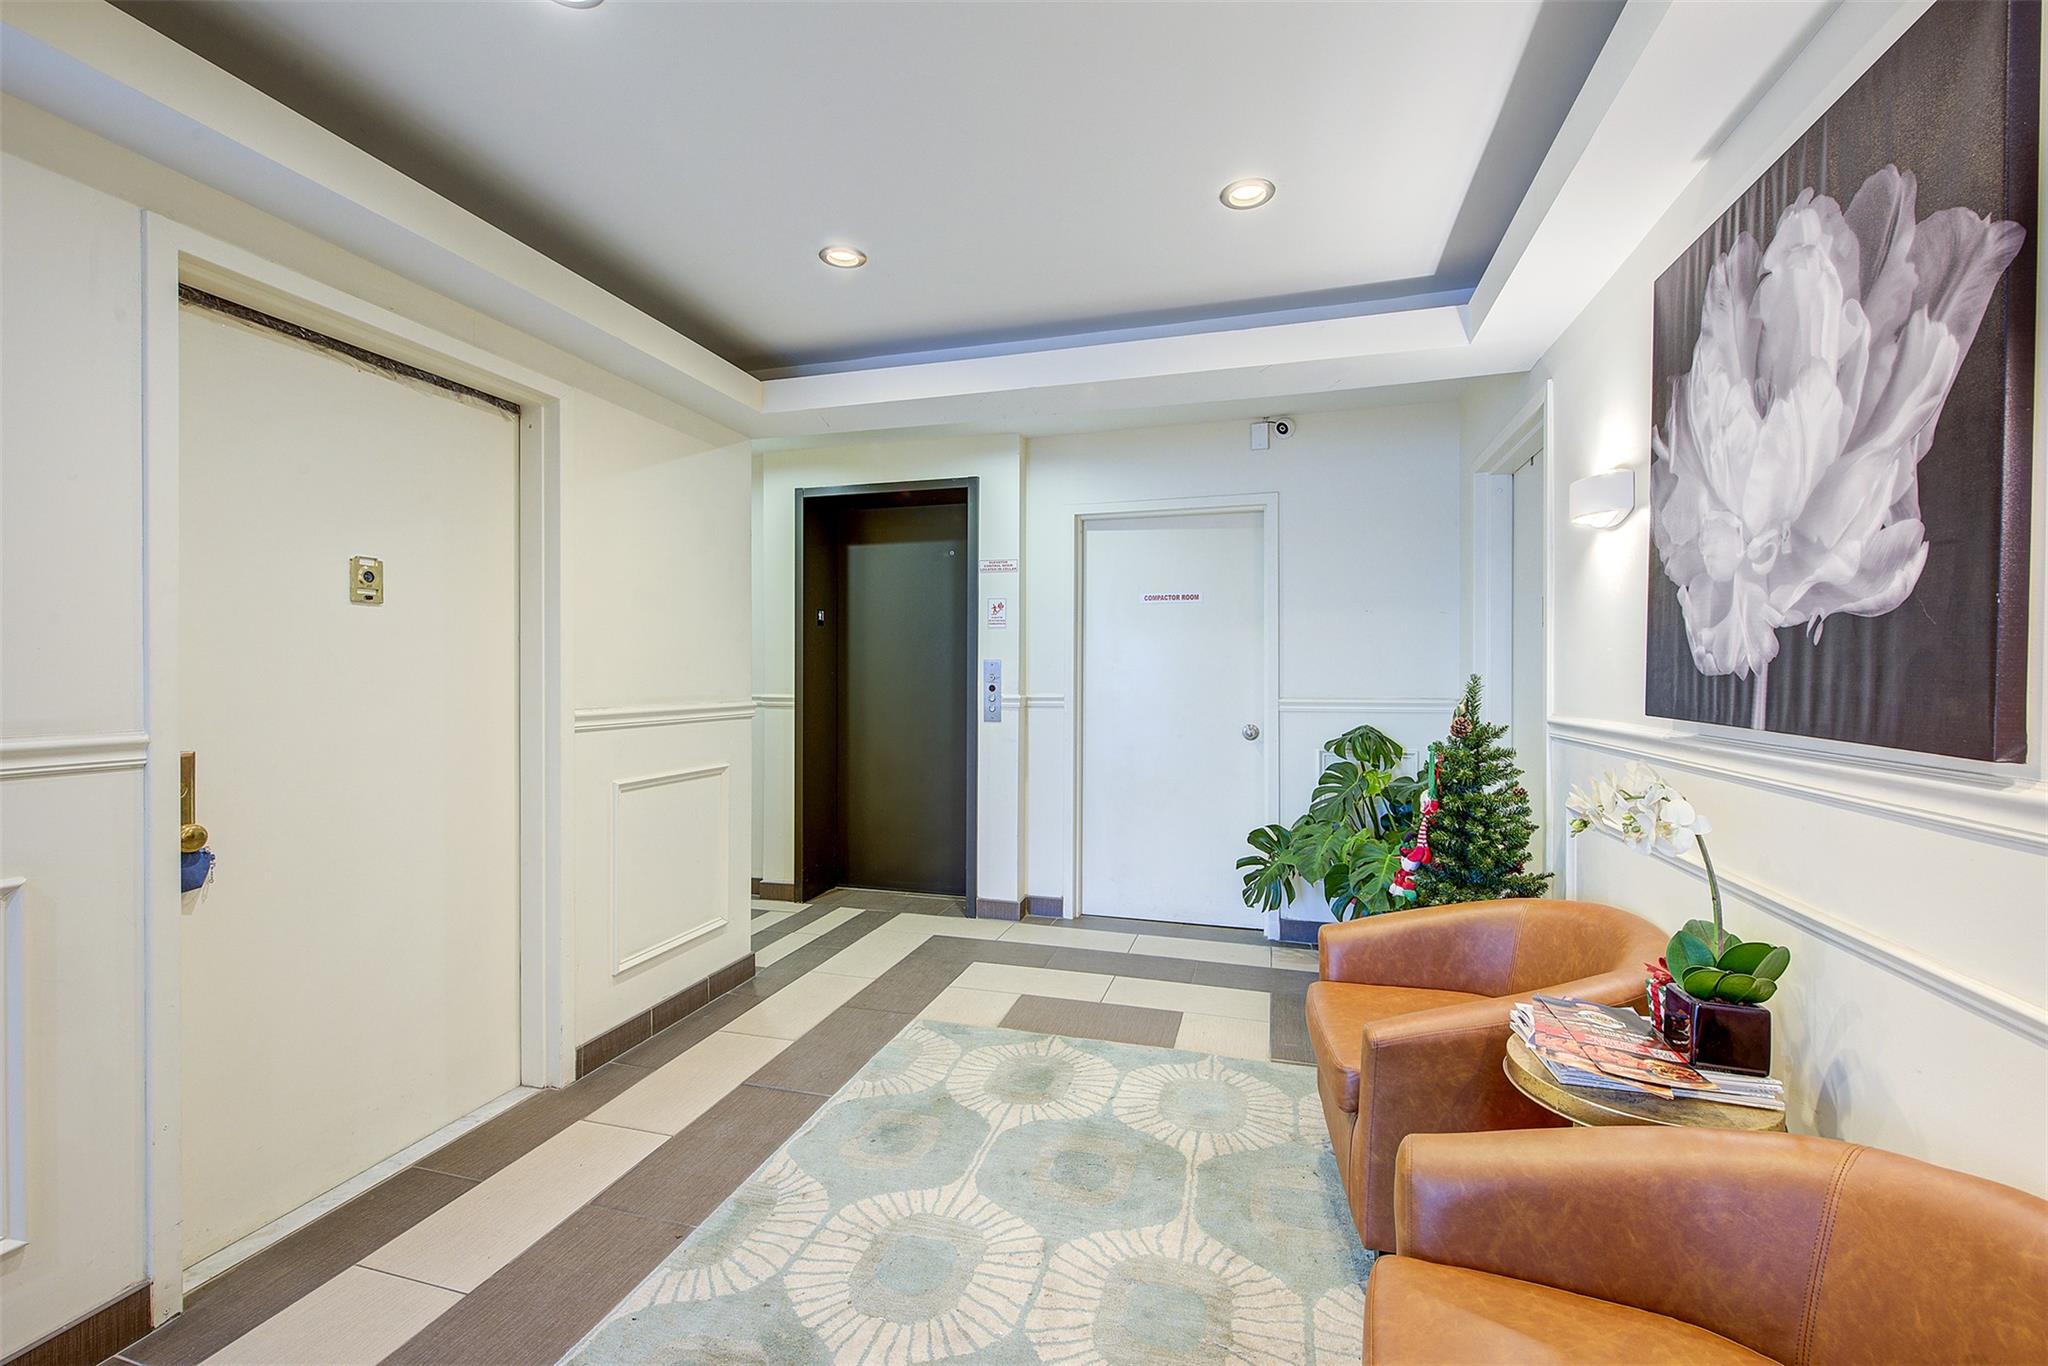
[1652, 165, 2025, 722]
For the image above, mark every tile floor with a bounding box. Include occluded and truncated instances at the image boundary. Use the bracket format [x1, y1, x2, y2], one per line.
[114, 892, 1317, 1366]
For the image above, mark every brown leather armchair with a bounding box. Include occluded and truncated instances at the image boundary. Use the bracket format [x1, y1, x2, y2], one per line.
[1309, 897, 1665, 1249]
[1372, 1127, 2048, 1364]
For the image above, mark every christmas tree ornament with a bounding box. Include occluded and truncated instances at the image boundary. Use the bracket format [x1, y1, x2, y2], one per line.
[1389, 675, 1551, 907]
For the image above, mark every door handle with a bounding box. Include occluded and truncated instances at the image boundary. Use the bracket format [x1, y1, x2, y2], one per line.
[181, 751, 208, 853]
[1242, 723, 1261, 741]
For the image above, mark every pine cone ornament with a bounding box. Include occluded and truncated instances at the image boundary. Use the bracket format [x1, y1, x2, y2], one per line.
[1449, 712, 1473, 739]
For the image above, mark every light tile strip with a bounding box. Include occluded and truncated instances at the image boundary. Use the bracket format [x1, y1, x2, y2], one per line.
[952, 961, 1115, 1002]
[918, 986, 1021, 1026]
[997, 921, 1138, 952]
[1104, 976, 1270, 1021]
[1127, 934, 1271, 967]
[199, 1266, 460, 1366]
[1175, 1012, 1273, 1060]
[586, 1031, 789, 1135]
[360, 1120, 664, 1293]
[724, 971, 875, 1040]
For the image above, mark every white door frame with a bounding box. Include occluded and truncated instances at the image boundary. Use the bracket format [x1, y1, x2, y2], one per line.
[1065, 492, 1281, 931]
[1469, 381, 1556, 867]
[139, 217, 569, 1323]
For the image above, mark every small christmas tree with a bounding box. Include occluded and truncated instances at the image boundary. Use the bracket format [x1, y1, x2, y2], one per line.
[1398, 675, 1551, 907]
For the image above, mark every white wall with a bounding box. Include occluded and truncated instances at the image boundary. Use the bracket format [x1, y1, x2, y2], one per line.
[0, 118, 752, 1355]
[0, 153, 152, 1358]
[750, 407, 1470, 921]
[1460, 17, 2048, 1196]
[1021, 408, 1466, 917]
[751, 436, 1024, 901]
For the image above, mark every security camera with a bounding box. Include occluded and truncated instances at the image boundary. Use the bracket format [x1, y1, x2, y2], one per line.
[1272, 419, 1291, 438]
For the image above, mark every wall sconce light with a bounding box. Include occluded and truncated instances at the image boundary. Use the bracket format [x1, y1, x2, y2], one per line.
[1569, 470, 1636, 529]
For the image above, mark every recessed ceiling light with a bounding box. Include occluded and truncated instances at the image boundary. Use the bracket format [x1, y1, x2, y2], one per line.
[819, 245, 869, 269]
[552, 0, 604, 8]
[1219, 178, 1276, 210]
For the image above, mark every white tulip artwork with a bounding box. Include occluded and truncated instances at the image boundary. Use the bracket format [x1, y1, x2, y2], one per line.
[1645, 0, 2036, 764]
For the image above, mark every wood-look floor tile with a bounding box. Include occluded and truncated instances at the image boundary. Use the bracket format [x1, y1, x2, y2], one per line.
[725, 971, 873, 1040]
[1105, 976, 1268, 1021]
[1176, 1011, 1273, 1060]
[996, 921, 1137, 953]
[748, 1006, 913, 1095]
[198, 1266, 459, 1366]
[1069, 914, 1268, 945]
[362, 1120, 665, 1293]
[952, 961, 1113, 1002]
[593, 1084, 826, 1227]
[588, 1029, 788, 1134]
[613, 987, 759, 1071]
[1270, 977, 1315, 1065]
[1000, 994, 1181, 1047]
[380, 1206, 687, 1366]
[125, 1169, 474, 1366]
[1189, 960, 1319, 993]
[1041, 946, 1197, 982]
[918, 985, 1020, 1026]
[1127, 934, 1272, 967]
[414, 1064, 644, 1183]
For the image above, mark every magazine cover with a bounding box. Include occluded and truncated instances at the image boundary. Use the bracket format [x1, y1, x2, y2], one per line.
[1534, 994, 1715, 1092]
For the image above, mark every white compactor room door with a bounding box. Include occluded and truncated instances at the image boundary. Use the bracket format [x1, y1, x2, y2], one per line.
[176, 301, 521, 1267]
[1078, 509, 1269, 929]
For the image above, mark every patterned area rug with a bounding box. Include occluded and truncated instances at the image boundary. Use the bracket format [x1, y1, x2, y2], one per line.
[567, 1022, 1373, 1365]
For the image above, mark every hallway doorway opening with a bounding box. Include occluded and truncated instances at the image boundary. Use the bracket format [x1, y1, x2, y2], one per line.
[794, 480, 978, 905]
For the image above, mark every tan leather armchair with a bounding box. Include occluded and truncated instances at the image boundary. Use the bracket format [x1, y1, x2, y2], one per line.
[1372, 1127, 2048, 1364]
[1308, 898, 1665, 1249]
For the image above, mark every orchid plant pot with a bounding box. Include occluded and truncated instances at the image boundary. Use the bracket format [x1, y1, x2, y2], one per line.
[1660, 981, 1772, 1077]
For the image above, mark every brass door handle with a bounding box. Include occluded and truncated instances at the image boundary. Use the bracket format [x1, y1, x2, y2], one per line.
[180, 751, 207, 851]
[182, 822, 209, 854]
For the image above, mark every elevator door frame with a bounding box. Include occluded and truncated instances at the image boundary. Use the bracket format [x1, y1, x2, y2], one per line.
[793, 478, 979, 908]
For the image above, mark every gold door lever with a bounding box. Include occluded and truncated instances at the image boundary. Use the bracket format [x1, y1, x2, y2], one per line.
[181, 751, 208, 853]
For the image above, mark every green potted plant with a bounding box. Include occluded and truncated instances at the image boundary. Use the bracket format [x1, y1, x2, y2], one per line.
[1566, 764, 1787, 1076]
[1237, 722, 1421, 919]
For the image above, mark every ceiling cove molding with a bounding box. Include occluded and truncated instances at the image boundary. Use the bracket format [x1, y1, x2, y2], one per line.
[1549, 717, 2048, 857]
[0, 732, 150, 780]
[574, 703, 756, 733]
[1567, 826, 2047, 1048]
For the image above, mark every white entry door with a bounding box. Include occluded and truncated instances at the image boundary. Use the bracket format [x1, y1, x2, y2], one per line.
[177, 304, 521, 1266]
[1078, 510, 1268, 929]
[1511, 455, 1548, 869]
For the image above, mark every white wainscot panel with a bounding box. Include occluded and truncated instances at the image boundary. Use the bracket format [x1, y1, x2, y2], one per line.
[610, 764, 730, 975]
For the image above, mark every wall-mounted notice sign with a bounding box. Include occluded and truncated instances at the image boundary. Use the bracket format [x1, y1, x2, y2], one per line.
[986, 596, 1010, 629]
[1140, 592, 1202, 604]
[979, 558, 1019, 574]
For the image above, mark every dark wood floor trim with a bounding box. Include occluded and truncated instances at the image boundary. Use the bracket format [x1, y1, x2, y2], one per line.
[750, 878, 798, 902]
[4, 1282, 151, 1366]
[574, 953, 757, 1078]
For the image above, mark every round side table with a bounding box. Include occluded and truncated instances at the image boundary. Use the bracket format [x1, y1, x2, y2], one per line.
[1504, 1034, 1787, 1132]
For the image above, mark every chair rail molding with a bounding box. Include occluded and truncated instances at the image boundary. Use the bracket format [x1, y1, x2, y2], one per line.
[0, 732, 150, 779]
[1550, 716, 2048, 856]
[1566, 828, 2047, 1048]
[752, 693, 795, 710]
[573, 702, 756, 733]
[1278, 697, 1459, 715]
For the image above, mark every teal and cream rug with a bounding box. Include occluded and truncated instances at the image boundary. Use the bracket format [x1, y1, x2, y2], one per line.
[568, 1022, 1373, 1365]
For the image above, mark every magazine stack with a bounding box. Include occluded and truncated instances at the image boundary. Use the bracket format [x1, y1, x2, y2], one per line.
[1512, 993, 1786, 1111]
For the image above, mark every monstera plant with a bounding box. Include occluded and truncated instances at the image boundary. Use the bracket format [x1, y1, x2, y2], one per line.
[1238, 723, 1421, 920]
[1567, 764, 1790, 1005]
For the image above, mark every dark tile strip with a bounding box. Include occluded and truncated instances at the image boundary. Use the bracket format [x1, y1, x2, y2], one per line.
[122, 1171, 473, 1366]
[1070, 913, 1272, 946]
[1000, 995, 1182, 1048]
[380, 1206, 687, 1366]
[415, 1066, 643, 1183]
[592, 1084, 827, 1228]
[575, 955, 757, 1077]
[748, 1006, 916, 1096]
[1270, 974, 1315, 1066]
[1043, 946, 1197, 982]
[7, 1283, 150, 1366]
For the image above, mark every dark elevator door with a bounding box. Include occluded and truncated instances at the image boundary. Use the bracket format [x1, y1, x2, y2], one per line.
[830, 500, 968, 894]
